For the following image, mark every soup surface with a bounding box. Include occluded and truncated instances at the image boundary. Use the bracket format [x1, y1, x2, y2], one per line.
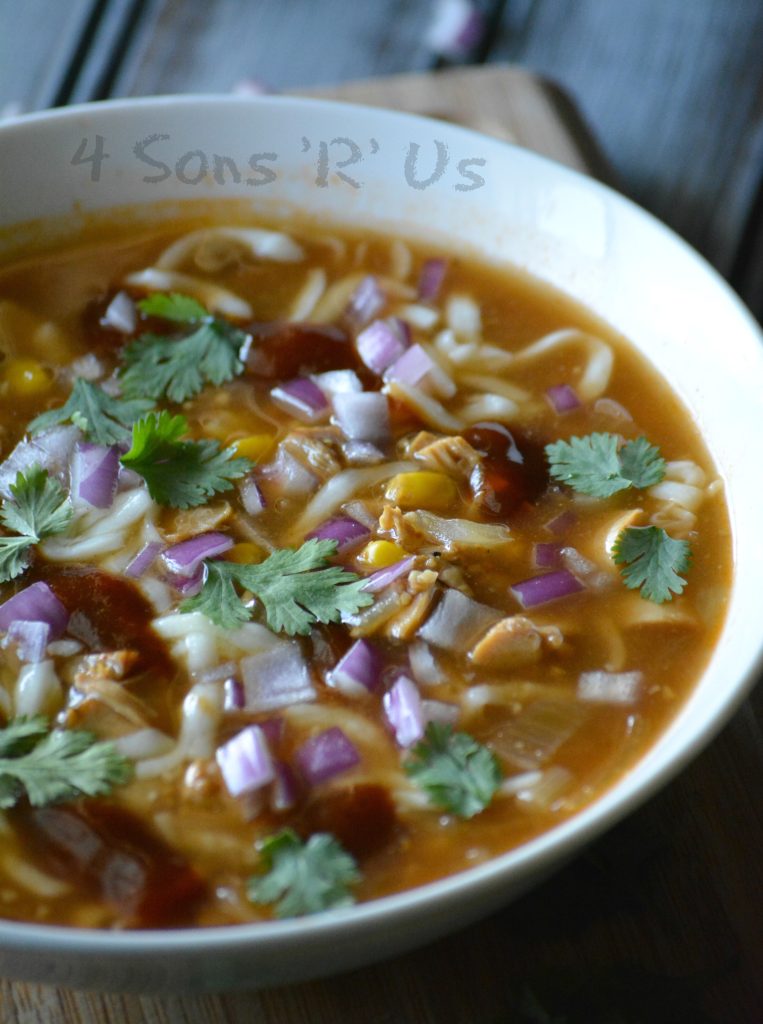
[0, 213, 730, 928]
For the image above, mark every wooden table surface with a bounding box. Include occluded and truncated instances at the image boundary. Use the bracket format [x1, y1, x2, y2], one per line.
[1, 2, 762, 1022]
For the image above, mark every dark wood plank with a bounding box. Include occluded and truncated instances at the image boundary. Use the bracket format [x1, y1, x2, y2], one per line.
[109, 0, 437, 97]
[488, 0, 763, 276]
[0, 0, 98, 113]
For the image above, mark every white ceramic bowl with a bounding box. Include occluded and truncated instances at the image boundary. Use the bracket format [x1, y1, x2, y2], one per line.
[0, 96, 762, 992]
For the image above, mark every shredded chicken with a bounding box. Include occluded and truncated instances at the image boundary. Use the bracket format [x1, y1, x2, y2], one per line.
[384, 590, 437, 641]
[282, 431, 343, 479]
[380, 504, 510, 555]
[470, 616, 562, 670]
[408, 569, 438, 593]
[71, 650, 140, 684]
[162, 502, 233, 544]
[403, 431, 481, 482]
[58, 649, 153, 735]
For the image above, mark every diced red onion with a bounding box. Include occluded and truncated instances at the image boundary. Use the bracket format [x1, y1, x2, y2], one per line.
[100, 291, 136, 333]
[421, 698, 460, 727]
[216, 725, 275, 797]
[311, 370, 363, 398]
[418, 588, 501, 652]
[165, 563, 207, 597]
[408, 640, 443, 686]
[533, 542, 562, 569]
[383, 674, 425, 747]
[162, 532, 233, 578]
[546, 384, 581, 414]
[418, 258, 448, 301]
[307, 516, 370, 554]
[223, 676, 245, 712]
[5, 620, 50, 663]
[295, 727, 361, 785]
[545, 510, 577, 535]
[577, 670, 643, 705]
[240, 643, 316, 712]
[326, 638, 382, 696]
[270, 760, 299, 812]
[125, 541, 164, 579]
[426, 0, 485, 57]
[0, 582, 69, 638]
[332, 391, 390, 443]
[240, 476, 266, 516]
[356, 319, 408, 374]
[258, 717, 284, 747]
[345, 275, 385, 328]
[384, 343, 434, 387]
[510, 570, 584, 609]
[71, 443, 120, 510]
[271, 377, 329, 423]
[361, 556, 415, 593]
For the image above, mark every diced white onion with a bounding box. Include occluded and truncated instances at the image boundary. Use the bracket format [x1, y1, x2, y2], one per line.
[446, 294, 481, 338]
[577, 670, 643, 705]
[15, 659, 63, 717]
[409, 641, 444, 686]
[100, 291, 136, 333]
[112, 728, 174, 760]
[418, 589, 500, 652]
[488, 700, 587, 769]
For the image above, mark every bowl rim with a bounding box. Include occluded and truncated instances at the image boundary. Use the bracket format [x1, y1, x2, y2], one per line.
[0, 92, 761, 957]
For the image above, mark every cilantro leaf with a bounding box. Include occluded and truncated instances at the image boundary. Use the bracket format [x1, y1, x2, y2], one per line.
[405, 723, 502, 818]
[247, 828, 360, 918]
[0, 716, 132, 809]
[0, 467, 72, 582]
[0, 716, 49, 758]
[545, 432, 666, 498]
[617, 436, 667, 489]
[28, 378, 155, 446]
[180, 538, 374, 634]
[0, 535, 35, 583]
[612, 525, 692, 603]
[121, 294, 248, 403]
[1, 465, 72, 540]
[120, 411, 251, 509]
[137, 292, 208, 322]
[182, 559, 252, 629]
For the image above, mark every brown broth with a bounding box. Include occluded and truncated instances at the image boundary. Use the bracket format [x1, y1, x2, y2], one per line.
[0, 215, 731, 928]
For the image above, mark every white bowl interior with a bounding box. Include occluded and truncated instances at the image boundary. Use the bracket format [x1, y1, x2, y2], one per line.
[0, 96, 761, 991]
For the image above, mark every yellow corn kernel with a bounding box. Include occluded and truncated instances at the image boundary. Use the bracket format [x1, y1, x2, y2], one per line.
[2, 358, 53, 396]
[357, 540, 407, 569]
[384, 471, 458, 511]
[231, 434, 276, 463]
[226, 542, 266, 565]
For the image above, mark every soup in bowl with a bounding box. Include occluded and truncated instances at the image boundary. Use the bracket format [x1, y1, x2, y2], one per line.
[0, 96, 760, 990]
